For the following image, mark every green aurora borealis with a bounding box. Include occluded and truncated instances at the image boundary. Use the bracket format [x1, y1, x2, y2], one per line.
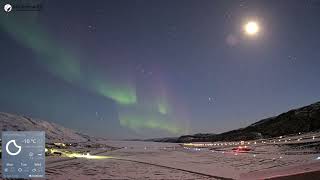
[0, 13, 188, 135]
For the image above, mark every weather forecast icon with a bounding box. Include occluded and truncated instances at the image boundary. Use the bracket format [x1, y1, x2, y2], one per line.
[2, 131, 45, 179]
[6, 139, 22, 155]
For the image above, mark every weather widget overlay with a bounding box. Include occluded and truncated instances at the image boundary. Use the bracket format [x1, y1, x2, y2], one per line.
[2, 131, 45, 178]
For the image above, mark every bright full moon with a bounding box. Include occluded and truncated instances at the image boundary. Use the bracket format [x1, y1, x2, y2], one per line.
[244, 21, 259, 36]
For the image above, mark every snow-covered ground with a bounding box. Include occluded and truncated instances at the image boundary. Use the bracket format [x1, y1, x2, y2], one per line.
[41, 132, 320, 179]
[103, 138, 320, 179]
[1, 132, 320, 179]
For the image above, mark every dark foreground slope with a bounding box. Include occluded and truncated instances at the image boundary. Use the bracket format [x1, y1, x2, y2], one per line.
[176, 101, 320, 143]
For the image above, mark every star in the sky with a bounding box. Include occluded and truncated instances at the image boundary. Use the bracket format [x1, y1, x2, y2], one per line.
[208, 97, 214, 103]
[225, 12, 232, 20]
[88, 25, 96, 32]
[288, 55, 297, 61]
[136, 64, 153, 76]
[167, 25, 178, 39]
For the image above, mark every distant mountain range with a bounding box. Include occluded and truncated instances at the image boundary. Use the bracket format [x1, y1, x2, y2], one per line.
[2, 101, 320, 144]
[0, 112, 94, 143]
[152, 101, 320, 143]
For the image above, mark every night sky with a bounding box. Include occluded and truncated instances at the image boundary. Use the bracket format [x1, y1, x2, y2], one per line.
[1, 0, 320, 139]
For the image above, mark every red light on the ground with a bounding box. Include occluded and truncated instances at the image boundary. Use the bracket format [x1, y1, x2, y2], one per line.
[232, 146, 252, 153]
